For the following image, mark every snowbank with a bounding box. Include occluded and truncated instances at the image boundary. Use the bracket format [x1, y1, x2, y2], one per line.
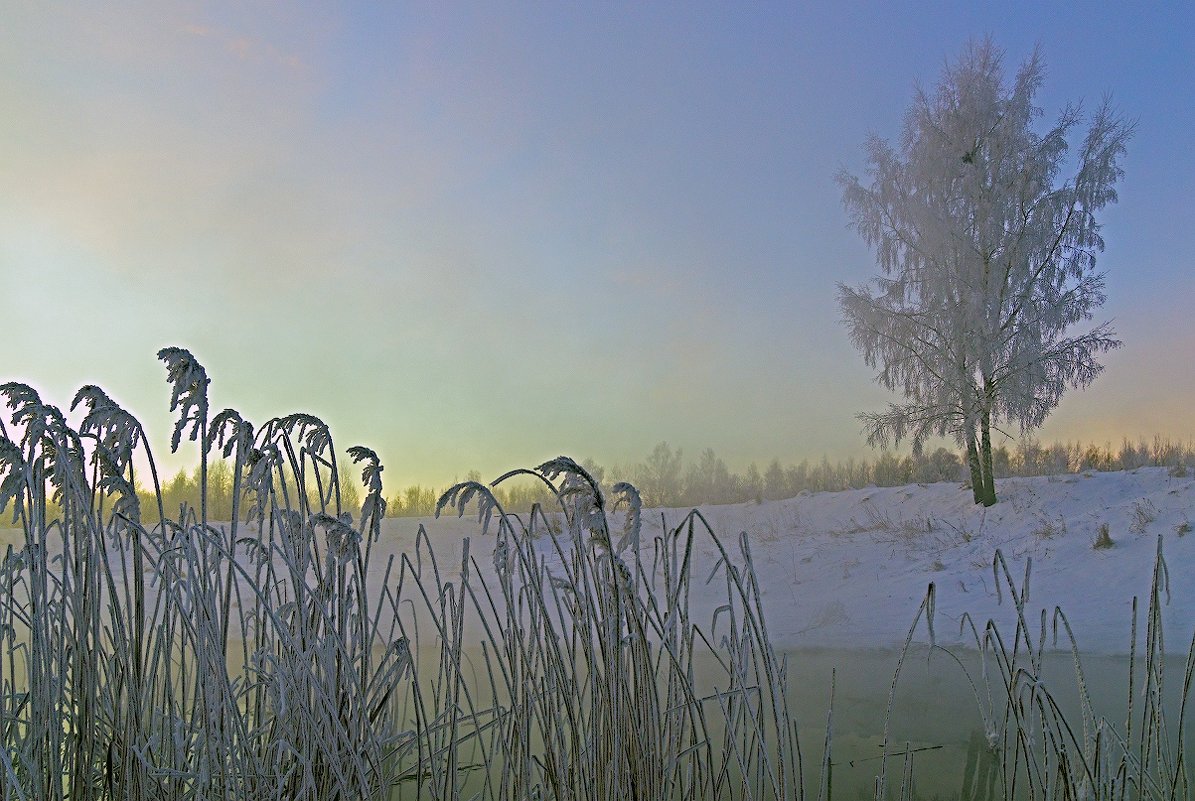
[404, 466, 1195, 654]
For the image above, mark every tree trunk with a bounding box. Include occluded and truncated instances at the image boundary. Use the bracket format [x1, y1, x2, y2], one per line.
[980, 407, 997, 506]
[965, 427, 985, 506]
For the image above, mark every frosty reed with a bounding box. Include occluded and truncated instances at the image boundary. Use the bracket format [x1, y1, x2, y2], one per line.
[0, 348, 807, 800]
[0, 348, 1190, 800]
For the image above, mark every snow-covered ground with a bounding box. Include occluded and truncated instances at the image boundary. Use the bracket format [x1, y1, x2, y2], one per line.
[409, 466, 1195, 655]
[4, 467, 1188, 656]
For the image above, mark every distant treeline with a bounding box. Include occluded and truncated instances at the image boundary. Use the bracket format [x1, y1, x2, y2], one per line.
[114, 436, 1193, 523]
[131, 457, 362, 526]
[383, 435, 1195, 516]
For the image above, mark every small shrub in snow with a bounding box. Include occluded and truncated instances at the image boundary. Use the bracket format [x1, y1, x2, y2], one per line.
[1094, 523, 1115, 549]
[1130, 499, 1158, 534]
[1176, 520, 1192, 537]
[942, 517, 978, 543]
[1032, 516, 1066, 540]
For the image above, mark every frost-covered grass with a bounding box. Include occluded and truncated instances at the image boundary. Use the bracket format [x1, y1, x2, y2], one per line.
[0, 353, 410, 800]
[945, 539, 1195, 800]
[0, 349, 817, 800]
[0, 348, 1192, 800]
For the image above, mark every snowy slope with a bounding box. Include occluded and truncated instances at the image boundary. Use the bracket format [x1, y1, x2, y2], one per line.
[406, 466, 1195, 655]
[688, 467, 1195, 653]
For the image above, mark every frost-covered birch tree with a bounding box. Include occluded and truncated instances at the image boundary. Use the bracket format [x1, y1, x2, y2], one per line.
[837, 39, 1132, 505]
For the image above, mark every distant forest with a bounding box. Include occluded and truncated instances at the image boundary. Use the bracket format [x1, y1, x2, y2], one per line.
[124, 436, 1194, 524]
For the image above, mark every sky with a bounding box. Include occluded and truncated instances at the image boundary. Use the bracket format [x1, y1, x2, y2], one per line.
[2, 3, 1193, 489]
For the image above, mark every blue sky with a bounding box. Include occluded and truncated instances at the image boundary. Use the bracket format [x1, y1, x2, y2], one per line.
[2, 3, 1192, 486]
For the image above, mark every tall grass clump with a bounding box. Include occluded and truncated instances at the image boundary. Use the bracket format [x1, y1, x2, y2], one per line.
[0, 348, 410, 800]
[392, 459, 810, 800]
[943, 537, 1195, 799]
[0, 348, 846, 800]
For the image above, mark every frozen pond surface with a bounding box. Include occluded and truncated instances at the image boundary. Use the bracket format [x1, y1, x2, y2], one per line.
[742, 646, 1189, 801]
